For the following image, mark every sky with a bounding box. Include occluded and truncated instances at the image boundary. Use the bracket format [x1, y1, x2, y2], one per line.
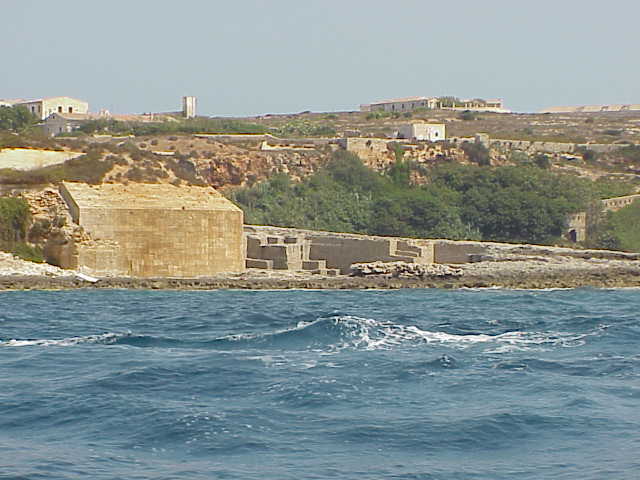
[2, 0, 638, 116]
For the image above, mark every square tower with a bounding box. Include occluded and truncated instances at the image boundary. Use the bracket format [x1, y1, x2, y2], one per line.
[182, 96, 197, 118]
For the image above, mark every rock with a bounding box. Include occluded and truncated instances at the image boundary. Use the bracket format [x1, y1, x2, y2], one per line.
[0, 251, 74, 277]
[350, 261, 463, 278]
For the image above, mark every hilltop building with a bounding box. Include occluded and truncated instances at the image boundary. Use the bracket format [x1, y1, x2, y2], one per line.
[398, 123, 445, 141]
[361, 96, 509, 113]
[46, 182, 245, 277]
[0, 96, 90, 120]
[366, 96, 439, 113]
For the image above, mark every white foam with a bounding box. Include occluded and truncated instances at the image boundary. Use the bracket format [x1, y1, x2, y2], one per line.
[2, 332, 128, 347]
[315, 316, 597, 353]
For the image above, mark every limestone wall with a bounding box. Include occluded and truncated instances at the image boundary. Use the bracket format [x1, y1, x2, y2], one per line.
[337, 138, 392, 163]
[244, 225, 434, 274]
[74, 207, 243, 277]
[0, 148, 82, 171]
[432, 240, 487, 264]
[56, 182, 245, 277]
[449, 137, 628, 155]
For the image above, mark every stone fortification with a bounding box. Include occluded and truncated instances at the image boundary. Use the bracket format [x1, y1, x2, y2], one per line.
[245, 225, 434, 274]
[48, 182, 244, 277]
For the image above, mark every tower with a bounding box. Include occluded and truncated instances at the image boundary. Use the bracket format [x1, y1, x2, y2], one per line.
[182, 96, 197, 118]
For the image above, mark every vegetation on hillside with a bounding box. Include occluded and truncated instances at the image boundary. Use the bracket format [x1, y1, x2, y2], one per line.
[76, 117, 270, 136]
[229, 151, 623, 245]
[588, 202, 640, 252]
[0, 197, 43, 262]
[0, 105, 38, 132]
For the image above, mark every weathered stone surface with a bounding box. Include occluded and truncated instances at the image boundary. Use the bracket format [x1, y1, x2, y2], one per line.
[49, 182, 245, 277]
[350, 261, 463, 278]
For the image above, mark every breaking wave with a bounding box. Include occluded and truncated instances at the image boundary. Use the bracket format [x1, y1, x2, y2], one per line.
[1, 316, 602, 353]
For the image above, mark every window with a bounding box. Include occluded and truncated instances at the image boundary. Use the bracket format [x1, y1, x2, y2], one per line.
[58, 106, 62, 113]
[68, 107, 73, 113]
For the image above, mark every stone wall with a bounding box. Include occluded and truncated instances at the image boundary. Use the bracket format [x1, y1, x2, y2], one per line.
[448, 136, 627, 155]
[431, 240, 487, 264]
[52, 182, 245, 277]
[244, 225, 436, 274]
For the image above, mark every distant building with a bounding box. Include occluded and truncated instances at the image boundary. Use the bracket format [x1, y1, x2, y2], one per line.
[398, 123, 445, 141]
[364, 96, 439, 113]
[182, 96, 197, 118]
[540, 104, 640, 114]
[445, 98, 509, 113]
[8, 97, 90, 120]
[43, 112, 96, 136]
[362, 96, 509, 113]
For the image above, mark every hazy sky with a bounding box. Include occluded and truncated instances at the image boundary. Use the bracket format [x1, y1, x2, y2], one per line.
[2, 0, 638, 116]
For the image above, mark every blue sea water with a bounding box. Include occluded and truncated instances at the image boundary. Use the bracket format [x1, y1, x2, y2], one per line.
[1, 288, 639, 480]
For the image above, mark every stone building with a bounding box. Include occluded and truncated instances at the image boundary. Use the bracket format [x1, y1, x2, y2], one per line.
[364, 96, 438, 113]
[398, 123, 445, 141]
[14, 97, 89, 120]
[46, 182, 245, 277]
[43, 112, 96, 136]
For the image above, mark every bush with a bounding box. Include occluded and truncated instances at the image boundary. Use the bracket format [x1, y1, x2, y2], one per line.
[460, 141, 490, 166]
[11, 242, 44, 263]
[458, 110, 478, 121]
[533, 153, 551, 169]
[0, 197, 31, 246]
[0, 105, 38, 132]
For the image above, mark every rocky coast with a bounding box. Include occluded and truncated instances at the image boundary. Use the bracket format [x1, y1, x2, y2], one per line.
[1, 248, 640, 290]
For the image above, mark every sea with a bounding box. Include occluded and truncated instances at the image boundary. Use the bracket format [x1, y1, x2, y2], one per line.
[1, 288, 639, 480]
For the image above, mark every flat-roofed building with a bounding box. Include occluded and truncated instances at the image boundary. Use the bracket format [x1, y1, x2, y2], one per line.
[16, 96, 89, 120]
[398, 122, 446, 141]
[366, 96, 439, 113]
[47, 182, 245, 277]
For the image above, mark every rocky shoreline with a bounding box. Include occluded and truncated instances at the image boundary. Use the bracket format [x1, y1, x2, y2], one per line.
[2, 246, 640, 291]
[1, 262, 639, 291]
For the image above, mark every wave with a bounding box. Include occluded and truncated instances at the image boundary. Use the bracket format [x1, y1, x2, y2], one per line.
[221, 316, 598, 353]
[2, 316, 600, 353]
[1, 332, 130, 347]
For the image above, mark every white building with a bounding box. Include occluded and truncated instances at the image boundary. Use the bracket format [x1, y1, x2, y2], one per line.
[11, 97, 89, 120]
[398, 123, 446, 141]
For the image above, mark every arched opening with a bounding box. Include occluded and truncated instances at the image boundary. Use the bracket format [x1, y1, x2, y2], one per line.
[568, 229, 577, 242]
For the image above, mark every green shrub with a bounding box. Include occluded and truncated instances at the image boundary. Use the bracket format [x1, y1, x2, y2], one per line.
[11, 242, 44, 263]
[458, 110, 478, 121]
[0, 197, 31, 246]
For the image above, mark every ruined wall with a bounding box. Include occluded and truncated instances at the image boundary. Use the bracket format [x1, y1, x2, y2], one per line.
[337, 138, 392, 164]
[244, 225, 434, 274]
[432, 240, 487, 264]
